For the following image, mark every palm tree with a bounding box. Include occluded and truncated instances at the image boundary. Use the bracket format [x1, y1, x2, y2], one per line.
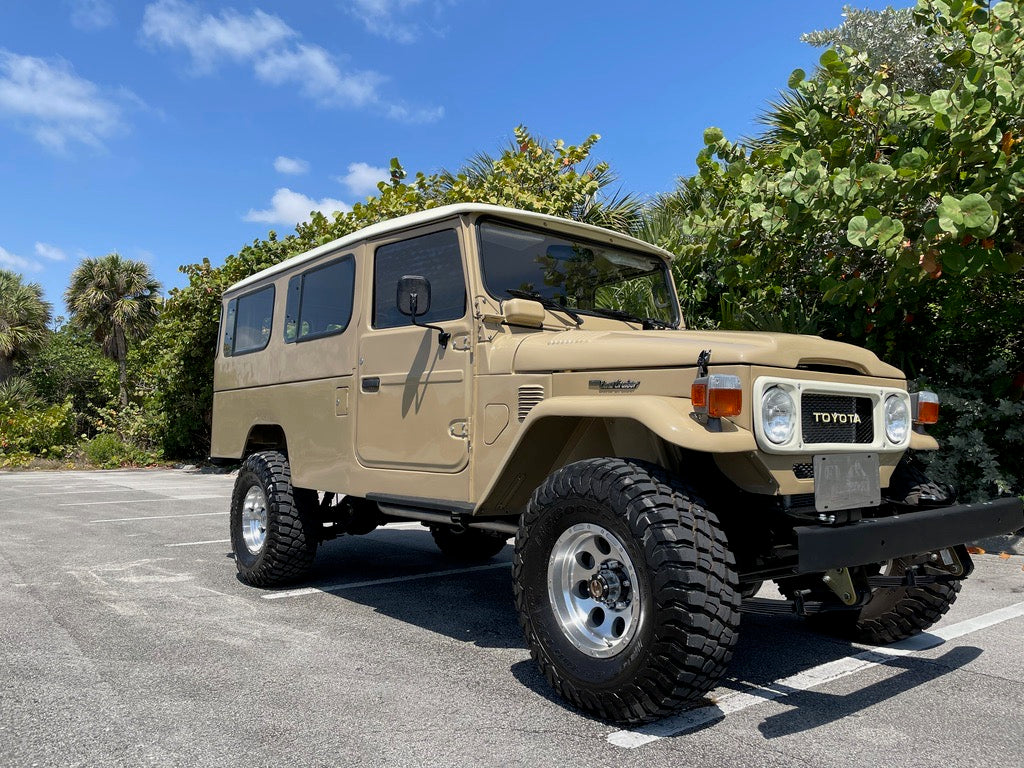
[65, 253, 161, 406]
[0, 269, 52, 383]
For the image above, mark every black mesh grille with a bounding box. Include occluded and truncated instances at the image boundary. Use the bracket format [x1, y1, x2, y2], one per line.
[801, 393, 874, 444]
[793, 462, 814, 479]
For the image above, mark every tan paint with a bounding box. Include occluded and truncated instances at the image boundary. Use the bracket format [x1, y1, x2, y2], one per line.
[211, 204, 938, 519]
[483, 404, 510, 445]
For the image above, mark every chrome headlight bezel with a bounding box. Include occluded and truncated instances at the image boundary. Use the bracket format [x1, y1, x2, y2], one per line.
[884, 394, 910, 444]
[761, 386, 796, 445]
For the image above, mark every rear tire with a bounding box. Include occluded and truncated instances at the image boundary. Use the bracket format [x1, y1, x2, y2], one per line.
[514, 458, 740, 724]
[230, 451, 317, 587]
[430, 526, 508, 562]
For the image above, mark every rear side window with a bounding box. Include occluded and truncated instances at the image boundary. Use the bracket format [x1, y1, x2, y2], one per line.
[284, 255, 356, 343]
[223, 285, 275, 356]
[373, 229, 466, 329]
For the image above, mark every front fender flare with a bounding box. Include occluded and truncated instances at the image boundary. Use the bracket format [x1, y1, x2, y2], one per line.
[476, 396, 756, 515]
[521, 395, 756, 452]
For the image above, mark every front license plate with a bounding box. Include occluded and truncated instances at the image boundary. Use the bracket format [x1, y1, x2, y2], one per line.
[813, 453, 881, 512]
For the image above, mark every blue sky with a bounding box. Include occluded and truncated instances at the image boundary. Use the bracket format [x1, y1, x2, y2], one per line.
[0, 0, 905, 316]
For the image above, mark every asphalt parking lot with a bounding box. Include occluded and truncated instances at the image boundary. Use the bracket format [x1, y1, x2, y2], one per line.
[2, 469, 1023, 768]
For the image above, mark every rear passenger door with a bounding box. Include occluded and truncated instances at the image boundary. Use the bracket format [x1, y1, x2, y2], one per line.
[355, 226, 472, 474]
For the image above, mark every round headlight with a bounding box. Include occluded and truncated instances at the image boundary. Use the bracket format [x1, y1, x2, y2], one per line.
[884, 395, 910, 443]
[762, 387, 796, 444]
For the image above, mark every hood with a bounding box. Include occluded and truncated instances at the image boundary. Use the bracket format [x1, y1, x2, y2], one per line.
[511, 329, 904, 379]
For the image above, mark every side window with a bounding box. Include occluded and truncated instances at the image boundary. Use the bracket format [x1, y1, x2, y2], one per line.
[284, 275, 301, 342]
[373, 229, 466, 329]
[283, 255, 355, 343]
[221, 299, 236, 357]
[226, 285, 275, 356]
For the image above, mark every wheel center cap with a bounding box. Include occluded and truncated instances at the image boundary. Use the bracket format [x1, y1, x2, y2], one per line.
[589, 562, 630, 607]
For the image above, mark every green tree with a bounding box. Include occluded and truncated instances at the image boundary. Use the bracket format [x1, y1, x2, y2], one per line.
[800, 5, 949, 93]
[145, 126, 639, 457]
[17, 318, 115, 418]
[0, 269, 52, 383]
[650, 0, 1024, 498]
[65, 253, 161, 407]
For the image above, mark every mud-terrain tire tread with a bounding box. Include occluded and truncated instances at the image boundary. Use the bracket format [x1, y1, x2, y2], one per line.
[887, 455, 956, 506]
[231, 451, 317, 587]
[514, 457, 740, 725]
[430, 526, 508, 561]
[811, 568, 961, 644]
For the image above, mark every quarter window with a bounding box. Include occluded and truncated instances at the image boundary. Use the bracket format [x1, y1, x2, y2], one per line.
[373, 229, 466, 329]
[283, 256, 356, 343]
[223, 285, 275, 356]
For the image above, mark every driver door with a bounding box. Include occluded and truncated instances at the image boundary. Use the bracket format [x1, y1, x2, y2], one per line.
[355, 226, 472, 474]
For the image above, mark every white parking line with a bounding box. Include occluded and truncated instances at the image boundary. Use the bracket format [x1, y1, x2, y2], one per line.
[607, 600, 1024, 749]
[91, 512, 226, 523]
[262, 562, 511, 600]
[165, 538, 232, 547]
[61, 496, 226, 506]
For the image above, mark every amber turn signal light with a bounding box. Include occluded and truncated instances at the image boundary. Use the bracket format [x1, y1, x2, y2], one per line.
[912, 391, 939, 424]
[692, 374, 742, 418]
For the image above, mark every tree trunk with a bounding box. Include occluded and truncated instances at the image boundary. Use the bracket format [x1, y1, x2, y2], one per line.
[0, 355, 12, 384]
[115, 324, 129, 407]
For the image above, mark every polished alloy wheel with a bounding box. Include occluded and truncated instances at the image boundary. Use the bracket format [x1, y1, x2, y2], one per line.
[241, 485, 269, 555]
[546, 523, 641, 658]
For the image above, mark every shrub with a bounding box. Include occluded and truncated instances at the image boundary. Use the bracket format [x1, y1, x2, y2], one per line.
[917, 358, 1024, 501]
[80, 432, 158, 468]
[0, 377, 43, 411]
[0, 400, 75, 466]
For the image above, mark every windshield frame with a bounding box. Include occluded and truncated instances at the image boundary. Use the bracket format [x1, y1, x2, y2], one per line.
[474, 216, 682, 329]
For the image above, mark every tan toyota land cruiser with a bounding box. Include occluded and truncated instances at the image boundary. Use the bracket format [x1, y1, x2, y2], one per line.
[211, 203, 1023, 724]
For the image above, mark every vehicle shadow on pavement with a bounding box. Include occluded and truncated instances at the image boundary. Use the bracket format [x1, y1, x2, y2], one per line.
[756, 645, 982, 737]
[287, 530, 525, 650]
[724, 612, 861, 684]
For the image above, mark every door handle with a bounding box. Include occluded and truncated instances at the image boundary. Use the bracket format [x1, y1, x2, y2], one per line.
[361, 376, 380, 393]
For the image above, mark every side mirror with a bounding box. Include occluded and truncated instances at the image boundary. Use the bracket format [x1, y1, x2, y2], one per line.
[397, 275, 431, 317]
[395, 274, 449, 348]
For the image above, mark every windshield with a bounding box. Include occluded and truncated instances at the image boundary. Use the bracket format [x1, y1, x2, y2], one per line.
[478, 220, 679, 327]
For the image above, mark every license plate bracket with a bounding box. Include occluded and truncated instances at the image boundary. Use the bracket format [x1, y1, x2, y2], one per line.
[813, 453, 881, 512]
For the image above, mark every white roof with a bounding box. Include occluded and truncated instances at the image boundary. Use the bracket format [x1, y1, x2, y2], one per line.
[224, 203, 673, 296]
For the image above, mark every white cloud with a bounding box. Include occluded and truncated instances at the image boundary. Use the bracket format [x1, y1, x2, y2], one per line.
[140, 0, 441, 120]
[385, 102, 444, 124]
[244, 188, 350, 226]
[274, 155, 309, 175]
[336, 162, 389, 197]
[69, 0, 116, 31]
[349, 0, 425, 43]
[34, 242, 67, 261]
[0, 50, 132, 151]
[253, 44, 383, 108]
[0, 246, 42, 273]
[141, 0, 295, 71]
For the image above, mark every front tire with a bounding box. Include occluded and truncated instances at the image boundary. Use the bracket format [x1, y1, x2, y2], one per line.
[805, 558, 961, 644]
[781, 459, 963, 644]
[514, 458, 740, 724]
[230, 451, 317, 587]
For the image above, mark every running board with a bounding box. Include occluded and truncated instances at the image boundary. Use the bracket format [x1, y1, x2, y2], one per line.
[368, 494, 519, 536]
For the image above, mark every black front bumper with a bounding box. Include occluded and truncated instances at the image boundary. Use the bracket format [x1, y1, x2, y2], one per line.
[795, 497, 1024, 574]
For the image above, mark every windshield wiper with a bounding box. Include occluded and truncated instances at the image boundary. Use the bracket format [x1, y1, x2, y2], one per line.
[505, 288, 582, 326]
[581, 306, 676, 330]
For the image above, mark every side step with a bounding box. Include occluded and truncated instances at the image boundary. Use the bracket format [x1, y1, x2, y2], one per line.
[367, 493, 519, 536]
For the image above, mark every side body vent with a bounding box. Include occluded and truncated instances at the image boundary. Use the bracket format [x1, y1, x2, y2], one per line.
[517, 385, 545, 422]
